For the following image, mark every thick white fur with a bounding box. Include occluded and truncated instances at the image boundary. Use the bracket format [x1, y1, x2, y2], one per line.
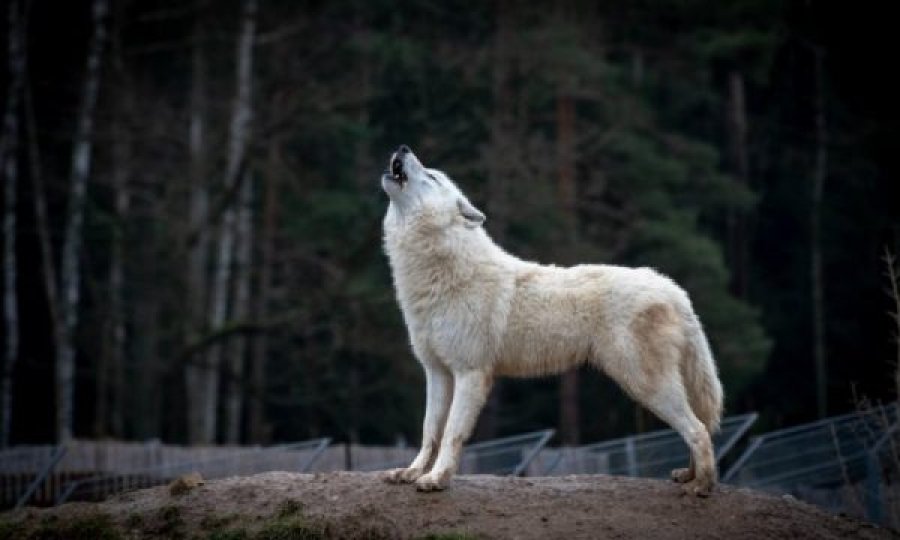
[381, 148, 724, 496]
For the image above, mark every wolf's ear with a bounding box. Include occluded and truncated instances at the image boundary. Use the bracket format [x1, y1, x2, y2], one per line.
[457, 198, 486, 228]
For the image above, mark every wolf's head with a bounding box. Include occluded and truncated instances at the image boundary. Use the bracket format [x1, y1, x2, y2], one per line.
[381, 145, 485, 229]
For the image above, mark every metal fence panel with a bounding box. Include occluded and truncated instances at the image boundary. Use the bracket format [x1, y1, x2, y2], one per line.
[539, 413, 757, 477]
[723, 404, 898, 526]
[355, 429, 555, 476]
[1, 446, 70, 509]
[55, 438, 331, 504]
[2, 446, 68, 509]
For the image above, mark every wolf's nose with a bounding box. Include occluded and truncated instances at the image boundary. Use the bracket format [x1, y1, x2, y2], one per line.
[397, 144, 411, 155]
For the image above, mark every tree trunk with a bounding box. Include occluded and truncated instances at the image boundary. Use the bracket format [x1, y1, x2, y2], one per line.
[132, 288, 160, 439]
[885, 250, 900, 402]
[24, 26, 64, 437]
[475, 0, 514, 441]
[105, 10, 131, 437]
[225, 171, 253, 444]
[202, 0, 256, 444]
[248, 141, 280, 444]
[185, 0, 211, 445]
[25, 65, 58, 360]
[1, 0, 25, 448]
[56, 0, 108, 443]
[343, 19, 373, 445]
[726, 69, 750, 299]
[811, 50, 827, 419]
[556, 91, 580, 445]
[205, 211, 235, 443]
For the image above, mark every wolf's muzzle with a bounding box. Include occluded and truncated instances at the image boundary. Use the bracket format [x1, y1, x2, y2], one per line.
[390, 145, 410, 185]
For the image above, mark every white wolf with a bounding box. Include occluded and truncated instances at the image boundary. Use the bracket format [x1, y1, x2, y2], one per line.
[380, 145, 723, 496]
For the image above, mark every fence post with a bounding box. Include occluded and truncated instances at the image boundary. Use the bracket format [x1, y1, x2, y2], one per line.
[625, 437, 638, 477]
[300, 438, 330, 472]
[513, 429, 554, 476]
[864, 451, 883, 525]
[16, 446, 67, 509]
[722, 436, 763, 483]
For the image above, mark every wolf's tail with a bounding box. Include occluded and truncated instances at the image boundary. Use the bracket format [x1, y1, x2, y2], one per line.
[680, 318, 724, 434]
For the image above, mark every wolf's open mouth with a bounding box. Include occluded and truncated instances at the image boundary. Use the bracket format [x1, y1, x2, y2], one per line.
[391, 155, 407, 186]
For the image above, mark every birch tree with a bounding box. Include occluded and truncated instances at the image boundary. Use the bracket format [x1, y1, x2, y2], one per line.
[99, 2, 132, 437]
[225, 173, 254, 443]
[185, 0, 212, 445]
[56, 0, 108, 442]
[200, 0, 257, 444]
[1, 0, 25, 448]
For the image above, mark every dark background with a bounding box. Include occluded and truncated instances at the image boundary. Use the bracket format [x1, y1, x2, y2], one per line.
[1, 0, 898, 447]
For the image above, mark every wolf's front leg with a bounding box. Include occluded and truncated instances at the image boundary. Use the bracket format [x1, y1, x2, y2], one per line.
[415, 369, 492, 491]
[385, 363, 452, 484]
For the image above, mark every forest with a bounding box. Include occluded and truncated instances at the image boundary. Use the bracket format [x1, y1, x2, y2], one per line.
[0, 0, 898, 448]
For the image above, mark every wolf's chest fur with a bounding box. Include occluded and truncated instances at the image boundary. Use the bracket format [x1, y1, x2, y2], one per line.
[384, 218, 515, 367]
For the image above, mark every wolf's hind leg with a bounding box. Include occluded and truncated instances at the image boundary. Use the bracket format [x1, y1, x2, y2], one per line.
[603, 304, 716, 495]
[670, 455, 695, 483]
[642, 380, 716, 496]
[598, 346, 713, 494]
[385, 364, 452, 484]
[415, 369, 492, 491]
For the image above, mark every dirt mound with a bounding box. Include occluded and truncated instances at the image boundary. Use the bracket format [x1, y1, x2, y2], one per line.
[1, 471, 894, 539]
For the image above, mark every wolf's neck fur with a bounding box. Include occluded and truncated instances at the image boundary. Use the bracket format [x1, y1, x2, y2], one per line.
[384, 205, 514, 316]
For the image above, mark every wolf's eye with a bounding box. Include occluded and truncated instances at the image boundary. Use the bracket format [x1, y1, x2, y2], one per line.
[426, 172, 440, 184]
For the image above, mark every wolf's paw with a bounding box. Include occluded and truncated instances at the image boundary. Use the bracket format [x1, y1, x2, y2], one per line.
[384, 467, 424, 484]
[680, 479, 713, 498]
[670, 467, 694, 484]
[414, 471, 450, 492]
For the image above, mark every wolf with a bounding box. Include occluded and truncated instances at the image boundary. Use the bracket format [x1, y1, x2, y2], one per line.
[380, 145, 724, 496]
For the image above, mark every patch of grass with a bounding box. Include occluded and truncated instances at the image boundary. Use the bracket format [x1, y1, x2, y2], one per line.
[416, 533, 480, 540]
[62, 514, 122, 540]
[349, 524, 396, 540]
[207, 528, 249, 540]
[153, 505, 185, 539]
[275, 499, 304, 519]
[255, 516, 326, 540]
[0, 519, 25, 540]
[124, 513, 143, 529]
[250, 498, 326, 540]
[201, 513, 240, 530]
[201, 513, 247, 540]
[26, 513, 122, 540]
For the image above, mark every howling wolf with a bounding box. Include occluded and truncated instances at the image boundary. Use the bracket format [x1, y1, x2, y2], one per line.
[380, 145, 723, 496]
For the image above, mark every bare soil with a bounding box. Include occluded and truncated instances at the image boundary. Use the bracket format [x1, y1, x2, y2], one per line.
[1, 471, 896, 539]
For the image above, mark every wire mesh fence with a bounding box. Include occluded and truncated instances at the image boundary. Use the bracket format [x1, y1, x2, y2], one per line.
[354, 429, 555, 476]
[535, 413, 757, 477]
[9, 405, 897, 525]
[723, 404, 899, 527]
[54, 438, 331, 504]
[0, 445, 69, 509]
